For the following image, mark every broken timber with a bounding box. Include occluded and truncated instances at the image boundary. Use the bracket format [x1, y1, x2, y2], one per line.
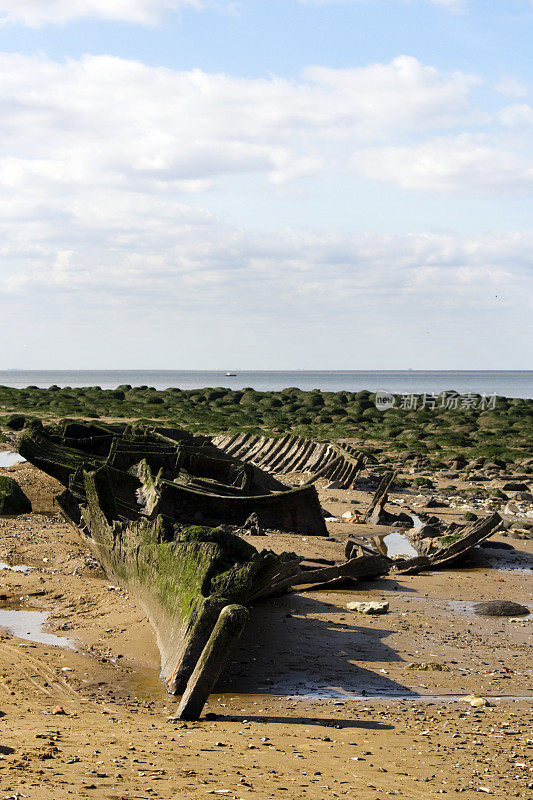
[291, 553, 390, 588]
[212, 433, 365, 489]
[365, 470, 396, 525]
[175, 604, 249, 721]
[392, 512, 503, 575]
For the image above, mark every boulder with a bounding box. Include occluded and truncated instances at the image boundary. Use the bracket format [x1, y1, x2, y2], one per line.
[242, 512, 265, 536]
[473, 600, 530, 617]
[0, 476, 31, 515]
[425, 497, 448, 508]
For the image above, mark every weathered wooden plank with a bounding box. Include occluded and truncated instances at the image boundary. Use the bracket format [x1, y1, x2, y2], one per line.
[175, 604, 249, 720]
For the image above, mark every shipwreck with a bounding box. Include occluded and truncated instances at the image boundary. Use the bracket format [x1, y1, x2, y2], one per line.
[18, 420, 388, 718]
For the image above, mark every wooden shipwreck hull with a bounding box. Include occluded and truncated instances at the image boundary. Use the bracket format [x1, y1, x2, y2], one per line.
[19, 421, 328, 536]
[212, 432, 365, 489]
[18, 420, 389, 712]
[78, 466, 302, 694]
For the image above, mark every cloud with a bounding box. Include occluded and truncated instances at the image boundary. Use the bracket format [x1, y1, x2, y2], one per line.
[0, 53, 480, 203]
[0, 1, 204, 27]
[494, 78, 529, 99]
[1, 195, 530, 316]
[1, 201, 530, 370]
[0, 51, 527, 215]
[353, 133, 533, 194]
[0, 50, 529, 367]
[498, 103, 533, 127]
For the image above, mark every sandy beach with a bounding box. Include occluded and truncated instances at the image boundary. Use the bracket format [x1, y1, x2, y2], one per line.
[0, 454, 531, 799]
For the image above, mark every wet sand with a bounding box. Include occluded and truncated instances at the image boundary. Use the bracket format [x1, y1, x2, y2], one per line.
[0, 455, 531, 799]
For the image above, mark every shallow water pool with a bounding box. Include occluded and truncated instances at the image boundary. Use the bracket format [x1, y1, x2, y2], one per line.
[0, 451, 26, 468]
[0, 609, 74, 649]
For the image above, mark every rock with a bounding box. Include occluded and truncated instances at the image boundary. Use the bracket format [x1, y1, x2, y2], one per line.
[52, 705, 68, 715]
[479, 540, 515, 551]
[425, 497, 447, 508]
[242, 512, 265, 536]
[409, 524, 441, 539]
[452, 455, 468, 468]
[462, 694, 490, 707]
[0, 476, 32, 515]
[490, 489, 509, 501]
[502, 482, 530, 492]
[370, 508, 413, 527]
[473, 600, 530, 617]
[405, 525, 442, 556]
[509, 528, 533, 540]
[503, 502, 520, 515]
[514, 491, 533, 501]
[341, 511, 360, 521]
[347, 600, 389, 615]
[486, 459, 506, 470]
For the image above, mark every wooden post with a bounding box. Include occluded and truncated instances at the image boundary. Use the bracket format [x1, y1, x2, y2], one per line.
[175, 604, 249, 721]
[364, 470, 396, 522]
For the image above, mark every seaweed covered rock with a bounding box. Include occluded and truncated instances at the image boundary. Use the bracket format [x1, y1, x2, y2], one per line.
[0, 476, 32, 514]
[474, 600, 530, 617]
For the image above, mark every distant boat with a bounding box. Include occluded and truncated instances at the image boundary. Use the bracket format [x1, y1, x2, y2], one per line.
[226, 372, 237, 376]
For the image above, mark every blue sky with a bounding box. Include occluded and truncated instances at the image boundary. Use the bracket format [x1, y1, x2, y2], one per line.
[0, 0, 531, 369]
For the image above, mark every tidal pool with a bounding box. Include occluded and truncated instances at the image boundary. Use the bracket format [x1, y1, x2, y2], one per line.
[373, 531, 418, 559]
[0, 451, 26, 468]
[0, 609, 74, 649]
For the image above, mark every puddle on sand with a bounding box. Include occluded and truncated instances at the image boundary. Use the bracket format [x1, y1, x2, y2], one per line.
[373, 531, 418, 559]
[0, 609, 74, 649]
[280, 692, 533, 703]
[122, 666, 165, 703]
[0, 451, 26, 468]
[213, 687, 533, 704]
[0, 562, 31, 573]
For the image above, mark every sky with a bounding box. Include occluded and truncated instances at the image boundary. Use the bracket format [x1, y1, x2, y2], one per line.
[0, 0, 532, 370]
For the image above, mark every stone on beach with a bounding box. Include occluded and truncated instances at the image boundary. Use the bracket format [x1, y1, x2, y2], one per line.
[473, 600, 530, 617]
[347, 600, 389, 615]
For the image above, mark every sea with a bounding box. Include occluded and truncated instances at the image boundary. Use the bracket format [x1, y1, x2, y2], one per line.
[0, 371, 531, 398]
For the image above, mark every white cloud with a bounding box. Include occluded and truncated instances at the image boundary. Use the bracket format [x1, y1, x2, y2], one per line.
[353, 133, 533, 194]
[0, 50, 529, 367]
[495, 78, 529, 99]
[1, 203, 530, 370]
[498, 103, 533, 127]
[0, 53, 480, 197]
[0, 1, 203, 27]
[1, 198, 530, 317]
[303, 57, 480, 133]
